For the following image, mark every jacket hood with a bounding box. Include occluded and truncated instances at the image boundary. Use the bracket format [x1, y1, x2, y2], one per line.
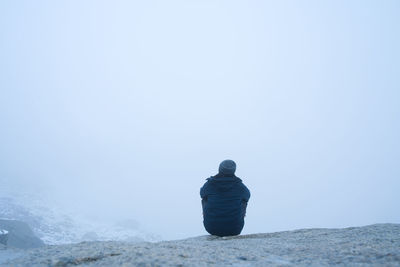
[206, 175, 242, 191]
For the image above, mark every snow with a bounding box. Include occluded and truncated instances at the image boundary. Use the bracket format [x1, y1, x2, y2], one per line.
[0, 189, 160, 245]
[0, 230, 8, 235]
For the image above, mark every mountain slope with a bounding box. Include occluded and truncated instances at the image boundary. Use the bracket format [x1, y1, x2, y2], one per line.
[0, 195, 159, 245]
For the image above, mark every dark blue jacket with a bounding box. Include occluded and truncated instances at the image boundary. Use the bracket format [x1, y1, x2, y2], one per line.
[200, 174, 250, 236]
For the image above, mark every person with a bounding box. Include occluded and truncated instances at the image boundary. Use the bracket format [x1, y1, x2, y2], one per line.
[200, 160, 250, 236]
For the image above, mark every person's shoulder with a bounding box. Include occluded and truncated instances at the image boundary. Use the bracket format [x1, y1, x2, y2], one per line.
[238, 179, 250, 190]
[233, 177, 246, 188]
[205, 176, 215, 182]
[203, 176, 213, 186]
[233, 176, 244, 184]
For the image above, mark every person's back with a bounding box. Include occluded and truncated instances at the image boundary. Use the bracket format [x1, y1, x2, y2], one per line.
[200, 160, 250, 236]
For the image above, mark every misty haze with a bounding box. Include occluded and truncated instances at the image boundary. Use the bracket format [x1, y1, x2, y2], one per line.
[1, 1, 399, 266]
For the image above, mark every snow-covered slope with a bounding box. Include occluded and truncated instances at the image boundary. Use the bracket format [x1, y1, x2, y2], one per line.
[0, 192, 160, 245]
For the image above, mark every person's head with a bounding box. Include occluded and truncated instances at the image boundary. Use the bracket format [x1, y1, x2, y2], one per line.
[218, 160, 236, 175]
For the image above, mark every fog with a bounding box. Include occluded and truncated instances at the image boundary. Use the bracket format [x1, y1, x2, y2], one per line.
[1, 1, 399, 240]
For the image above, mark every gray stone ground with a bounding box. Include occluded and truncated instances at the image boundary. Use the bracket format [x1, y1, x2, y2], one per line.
[2, 224, 400, 266]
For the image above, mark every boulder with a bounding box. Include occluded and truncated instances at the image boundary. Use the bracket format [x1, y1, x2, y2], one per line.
[0, 229, 8, 246]
[0, 219, 44, 249]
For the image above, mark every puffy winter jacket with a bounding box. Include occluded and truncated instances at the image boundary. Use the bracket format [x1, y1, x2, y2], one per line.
[200, 174, 250, 236]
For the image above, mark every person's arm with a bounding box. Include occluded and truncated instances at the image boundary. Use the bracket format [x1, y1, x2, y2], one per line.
[241, 184, 250, 217]
[200, 182, 209, 215]
[242, 184, 250, 202]
[242, 201, 248, 217]
[200, 183, 207, 199]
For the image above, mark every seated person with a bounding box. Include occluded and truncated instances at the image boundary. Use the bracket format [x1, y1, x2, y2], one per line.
[200, 160, 251, 237]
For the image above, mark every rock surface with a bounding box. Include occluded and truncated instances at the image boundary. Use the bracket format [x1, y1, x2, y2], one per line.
[3, 224, 400, 266]
[0, 219, 44, 249]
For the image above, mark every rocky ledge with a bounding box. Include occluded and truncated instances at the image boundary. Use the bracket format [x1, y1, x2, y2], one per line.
[2, 223, 400, 266]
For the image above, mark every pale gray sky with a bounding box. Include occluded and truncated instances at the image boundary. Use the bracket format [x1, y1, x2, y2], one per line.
[1, 0, 399, 239]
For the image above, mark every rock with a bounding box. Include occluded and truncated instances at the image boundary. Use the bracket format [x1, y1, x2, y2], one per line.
[3, 224, 400, 266]
[0, 229, 8, 246]
[0, 219, 44, 249]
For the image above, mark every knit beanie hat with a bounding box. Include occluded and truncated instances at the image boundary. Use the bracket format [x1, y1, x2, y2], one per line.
[218, 160, 236, 175]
